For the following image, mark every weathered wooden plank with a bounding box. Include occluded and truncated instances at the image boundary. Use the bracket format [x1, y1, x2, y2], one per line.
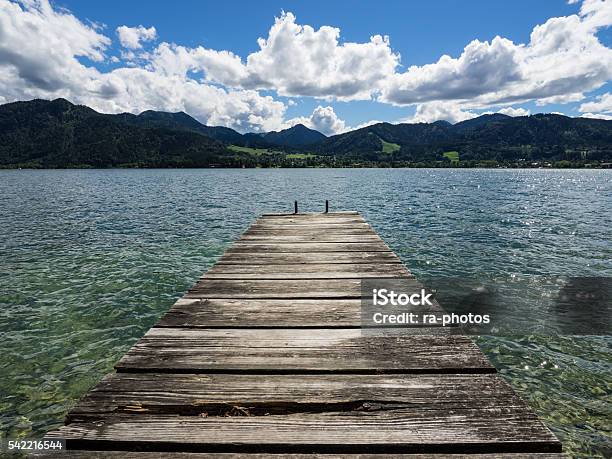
[115, 328, 495, 373]
[200, 272, 406, 280]
[256, 219, 368, 226]
[238, 234, 383, 242]
[242, 231, 380, 239]
[244, 226, 377, 234]
[185, 278, 421, 298]
[49, 409, 560, 454]
[186, 278, 362, 298]
[33, 451, 569, 458]
[206, 263, 408, 273]
[157, 298, 363, 327]
[244, 227, 376, 234]
[226, 242, 391, 253]
[257, 214, 367, 218]
[203, 263, 411, 279]
[160, 298, 442, 328]
[67, 373, 538, 419]
[260, 210, 361, 218]
[216, 252, 402, 264]
[259, 216, 366, 223]
[261, 212, 361, 217]
[60, 372, 560, 454]
[255, 221, 368, 227]
[252, 223, 370, 229]
[249, 223, 373, 230]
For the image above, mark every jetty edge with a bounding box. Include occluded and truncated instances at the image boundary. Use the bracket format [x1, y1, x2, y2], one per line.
[41, 210, 564, 457]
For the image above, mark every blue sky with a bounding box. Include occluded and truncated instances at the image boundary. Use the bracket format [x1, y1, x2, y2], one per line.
[1, 0, 611, 133]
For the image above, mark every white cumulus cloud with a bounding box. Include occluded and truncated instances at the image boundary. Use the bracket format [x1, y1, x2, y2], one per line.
[380, 0, 612, 109]
[497, 106, 531, 116]
[0, 0, 109, 94]
[579, 92, 612, 113]
[353, 119, 384, 130]
[381, 36, 523, 106]
[0, 0, 287, 133]
[482, 106, 531, 117]
[406, 104, 531, 124]
[579, 112, 612, 120]
[116, 25, 157, 49]
[404, 102, 478, 124]
[0, 0, 611, 133]
[239, 12, 400, 100]
[188, 3, 612, 113]
[151, 12, 400, 101]
[286, 105, 347, 135]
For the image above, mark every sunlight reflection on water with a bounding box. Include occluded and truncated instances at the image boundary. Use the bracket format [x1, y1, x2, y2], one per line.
[0, 168, 610, 456]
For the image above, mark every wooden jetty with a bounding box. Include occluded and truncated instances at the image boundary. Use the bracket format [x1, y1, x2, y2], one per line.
[46, 211, 564, 457]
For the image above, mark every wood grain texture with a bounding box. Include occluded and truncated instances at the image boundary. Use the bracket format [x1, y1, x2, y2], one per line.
[156, 298, 364, 327]
[67, 373, 538, 419]
[49, 410, 560, 454]
[260, 210, 361, 218]
[258, 216, 366, 223]
[59, 373, 560, 454]
[226, 242, 391, 253]
[244, 228, 377, 235]
[156, 298, 444, 329]
[186, 278, 423, 299]
[216, 252, 402, 264]
[34, 452, 568, 458]
[249, 224, 373, 230]
[186, 279, 366, 298]
[114, 328, 495, 373]
[260, 213, 363, 217]
[256, 220, 368, 226]
[239, 234, 383, 242]
[202, 263, 411, 279]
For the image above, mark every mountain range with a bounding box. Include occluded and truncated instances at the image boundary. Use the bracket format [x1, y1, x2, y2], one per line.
[1, 98, 611, 168]
[261, 123, 327, 147]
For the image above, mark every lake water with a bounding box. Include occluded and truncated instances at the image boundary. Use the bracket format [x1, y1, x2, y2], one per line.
[0, 168, 610, 457]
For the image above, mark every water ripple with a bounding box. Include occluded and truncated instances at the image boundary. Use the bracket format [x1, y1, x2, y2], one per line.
[0, 168, 610, 456]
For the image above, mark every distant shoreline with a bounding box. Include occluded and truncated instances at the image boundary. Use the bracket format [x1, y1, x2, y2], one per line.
[2, 164, 611, 170]
[3, 99, 611, 171]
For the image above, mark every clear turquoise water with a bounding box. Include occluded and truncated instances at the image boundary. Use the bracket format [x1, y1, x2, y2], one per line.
[0, 168, 610, 457]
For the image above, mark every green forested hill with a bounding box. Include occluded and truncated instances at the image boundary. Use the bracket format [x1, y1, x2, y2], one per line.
[1, 98, 611, 168]
[0, 99, 241, 167]
[263, 124, 327, 147]
[316, 113, 612, 163]
[113, 110, 262, 145]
